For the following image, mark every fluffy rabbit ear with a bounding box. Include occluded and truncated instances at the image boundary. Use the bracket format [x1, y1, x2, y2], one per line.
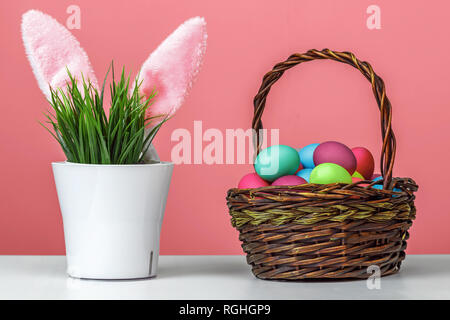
[136, 17, 207, 122]
[21, 10, 98, 99]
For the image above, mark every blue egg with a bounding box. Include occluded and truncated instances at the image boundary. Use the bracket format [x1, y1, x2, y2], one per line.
[371, 176, 401, 197]
[372, 176, 384, 189]
[296, 168, 313, 182]
[392, 188, 401, 197]
[298, 143, 319, 169]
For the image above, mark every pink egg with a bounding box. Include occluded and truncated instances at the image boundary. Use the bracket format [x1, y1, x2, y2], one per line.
[352, 147, 375, 180]
[271, 175, 307, 186]
[350, 177, 369, 198]
[313, 141, 357, 174]
[350, 178, 370, 196]
[238, 173, 269, 189]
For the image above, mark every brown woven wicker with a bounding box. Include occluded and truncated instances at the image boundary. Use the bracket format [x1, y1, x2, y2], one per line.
[226, 49, 418, 280]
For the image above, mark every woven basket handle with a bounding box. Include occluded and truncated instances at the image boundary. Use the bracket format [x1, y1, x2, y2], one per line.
[253, 49, 396, 189]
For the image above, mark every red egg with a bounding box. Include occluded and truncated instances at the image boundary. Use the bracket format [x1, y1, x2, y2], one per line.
[313, 141, 357, 174]
[352, 177, 363, 183]
[271, 175, 307, 186]
[238, 173, 269, 189]
[352, 147, 375, 180]
[294, 162, 304, 174]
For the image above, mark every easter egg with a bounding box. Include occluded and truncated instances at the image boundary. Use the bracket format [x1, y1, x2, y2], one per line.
[238, 173, 269, 189]
[272, 175, 307, 186]
[352, 177, 363, 183]
[294, 162, 303, 174]
[392, 188, 402, 197]
[352, 171, 365, 180]
[298, 143, 319, 169]
[309, 163, 352, 184]
[313, 141, 357, 174]
[352, 147, 375, 179]
[372, 184, 401, 192]
[371, 173, 381, 180]
[371, 181, 401, 197]
[350, 177, 366, 198]
[371, 175, 400, 191]
[254, 145, 300, 182]
[371, 175, 383, 189]
[296, 168, 313, 182]
[371, 176, 400, 191]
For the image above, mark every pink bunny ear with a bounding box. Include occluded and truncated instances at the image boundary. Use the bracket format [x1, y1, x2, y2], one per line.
[21, 10, 98, 99]
[136, 17, 207, 121]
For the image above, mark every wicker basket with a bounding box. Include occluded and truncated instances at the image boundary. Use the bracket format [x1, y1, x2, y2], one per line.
[226, 49, 418, 280]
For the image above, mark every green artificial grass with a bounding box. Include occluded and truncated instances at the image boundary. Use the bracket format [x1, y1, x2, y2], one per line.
[42, 64, 166, 164]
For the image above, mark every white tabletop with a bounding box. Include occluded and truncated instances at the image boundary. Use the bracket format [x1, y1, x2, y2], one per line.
[0, 255, 448, 300]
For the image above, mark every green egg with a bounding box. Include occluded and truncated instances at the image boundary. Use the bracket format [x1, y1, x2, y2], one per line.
[310, 163, 352, 184]
[254, 145, 300, 182]
[352, 171, 365, 180]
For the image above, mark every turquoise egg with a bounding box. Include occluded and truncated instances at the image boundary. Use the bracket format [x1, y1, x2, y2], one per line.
[296, 168, 313, 182]
[254, 145, 300, 182]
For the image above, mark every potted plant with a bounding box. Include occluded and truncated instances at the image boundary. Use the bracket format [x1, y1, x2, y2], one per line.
[21, 10, 207, 279]
[49, 67, 174, 280]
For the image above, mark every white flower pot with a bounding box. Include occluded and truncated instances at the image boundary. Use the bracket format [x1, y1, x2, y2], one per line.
[52, 161, 174, 280]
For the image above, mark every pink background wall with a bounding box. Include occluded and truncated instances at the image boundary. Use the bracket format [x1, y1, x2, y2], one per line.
[1, 0, 449, 254]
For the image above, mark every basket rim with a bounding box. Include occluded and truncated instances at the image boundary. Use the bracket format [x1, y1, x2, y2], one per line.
[228, 176, 417, 194]
[227, 177, 417, 228]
